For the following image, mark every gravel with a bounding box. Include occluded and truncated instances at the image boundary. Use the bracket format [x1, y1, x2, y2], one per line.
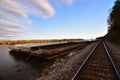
[105, 41, 120, 74]
[32, 42, 96, 80]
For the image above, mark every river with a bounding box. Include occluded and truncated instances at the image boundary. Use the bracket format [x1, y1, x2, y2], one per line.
[0, 46, 55, 80]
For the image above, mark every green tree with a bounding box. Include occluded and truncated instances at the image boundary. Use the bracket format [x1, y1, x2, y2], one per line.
[107, 0, 120, 42]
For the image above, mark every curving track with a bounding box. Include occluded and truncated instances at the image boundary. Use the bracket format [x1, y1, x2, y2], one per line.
[72, 41, 120, 80]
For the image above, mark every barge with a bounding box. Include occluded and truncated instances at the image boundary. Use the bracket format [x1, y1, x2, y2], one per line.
[9, 41, 90, 59]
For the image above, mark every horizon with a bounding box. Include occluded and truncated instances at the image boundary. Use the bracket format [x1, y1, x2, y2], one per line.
[0, 38, 84, 41]
[0, 0, 115, 40]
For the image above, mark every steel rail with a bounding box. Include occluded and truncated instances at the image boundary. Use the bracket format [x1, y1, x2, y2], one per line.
[71, 42, 99, 80]
[103, 42, 120, 80]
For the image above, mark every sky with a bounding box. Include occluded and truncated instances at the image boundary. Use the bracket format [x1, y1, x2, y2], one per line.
[0, 0, 116, 40]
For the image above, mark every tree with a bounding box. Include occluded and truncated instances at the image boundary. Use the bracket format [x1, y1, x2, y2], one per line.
[107, 0, 120, 42]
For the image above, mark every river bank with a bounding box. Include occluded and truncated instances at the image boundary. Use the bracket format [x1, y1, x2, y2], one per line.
[32, 42, 96, 80]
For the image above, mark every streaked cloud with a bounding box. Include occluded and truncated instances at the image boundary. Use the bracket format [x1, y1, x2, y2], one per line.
[54, 0, 74, 5]
[0, 35, 20, 38]
[0, 28, 21, 39]
[0, 20, 26, 29]
[0, 0, 73, 39]
[32, 0, 55, 18]
[0, 0, 55, 39]
[17, 0, 55, 18]
[62, 0, 73, 5]
[0, 28, 20, 34]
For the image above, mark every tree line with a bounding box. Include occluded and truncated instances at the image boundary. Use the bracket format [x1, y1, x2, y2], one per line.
[107, 0, 120, 43]
[0, 39, 83, 45]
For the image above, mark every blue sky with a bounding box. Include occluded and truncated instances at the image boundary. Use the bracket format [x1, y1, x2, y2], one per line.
[0, 0, 115, 40]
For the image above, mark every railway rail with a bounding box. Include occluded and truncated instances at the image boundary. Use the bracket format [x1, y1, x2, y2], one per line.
[72, 41, 120, 80]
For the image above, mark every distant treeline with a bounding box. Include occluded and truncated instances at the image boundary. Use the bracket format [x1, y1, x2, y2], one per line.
[0, 39, 83, 45]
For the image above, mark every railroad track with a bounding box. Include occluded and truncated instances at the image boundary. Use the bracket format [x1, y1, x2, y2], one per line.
[72, 41, 120, 80]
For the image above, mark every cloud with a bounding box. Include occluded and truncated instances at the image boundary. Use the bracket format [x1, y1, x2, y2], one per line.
[62, 0, 73, 5]
[0, 0, 73, 39]
[54, 0, 74, 5]
[0, 0, 55, 21]
[0, 35, 20, 38]
[0, 28, 20, 34]
[0, 19, 25, 38]
[16, 0, 55, 18]
[0, 20, 26, 29]
[0, 0, 55, 39]
[0, 28, 21, 38]
[0, 0, 28, 21]
[32, 0, 55, 18]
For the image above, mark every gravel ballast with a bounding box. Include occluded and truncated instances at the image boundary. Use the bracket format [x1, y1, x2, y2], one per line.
[106, 41, 120, 74]
[32, 42, 96, 80]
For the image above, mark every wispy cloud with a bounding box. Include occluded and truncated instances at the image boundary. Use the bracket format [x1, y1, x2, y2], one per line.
[0, 0, 28, 19]
[0, 20, 26, 29]
[0, 0, 74, 39]
[0, 28, 21, 39]
[62, 0, 73, 5]
[54, 0, 74, 5]
[31, 0, 55, 18]
[17, 0, 55, 18]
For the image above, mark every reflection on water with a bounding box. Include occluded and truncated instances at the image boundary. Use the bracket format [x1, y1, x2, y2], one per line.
[0, 46, 55, 80]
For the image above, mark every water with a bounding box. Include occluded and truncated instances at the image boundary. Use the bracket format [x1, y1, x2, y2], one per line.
[0, 46, 55, 80]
